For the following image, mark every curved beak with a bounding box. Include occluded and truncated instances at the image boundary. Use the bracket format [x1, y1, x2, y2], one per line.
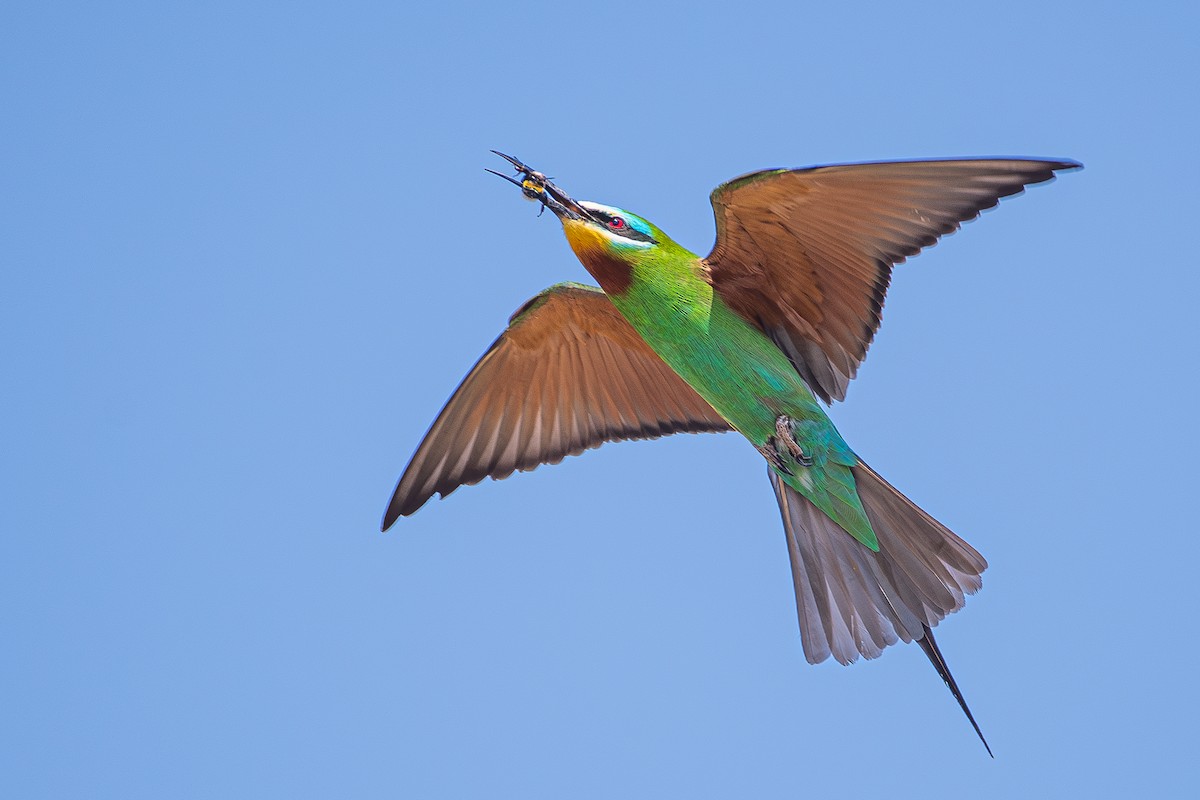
[487, 151, 595, 222]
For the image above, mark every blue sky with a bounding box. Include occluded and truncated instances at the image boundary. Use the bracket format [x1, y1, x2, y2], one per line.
[4, 2, 1198, 797]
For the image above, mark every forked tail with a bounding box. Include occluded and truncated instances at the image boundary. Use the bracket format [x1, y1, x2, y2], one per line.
[770, 462, 991, 754]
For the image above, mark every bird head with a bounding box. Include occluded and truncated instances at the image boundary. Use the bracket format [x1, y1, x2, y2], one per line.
[489, 151, 676, 293]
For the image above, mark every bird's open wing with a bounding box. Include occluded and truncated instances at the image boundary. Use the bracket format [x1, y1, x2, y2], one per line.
[705, 158, 1079, 402]
[382, 282, 732, 528]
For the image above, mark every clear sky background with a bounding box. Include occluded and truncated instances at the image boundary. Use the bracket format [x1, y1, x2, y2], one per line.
[4, 2, 1198, 797]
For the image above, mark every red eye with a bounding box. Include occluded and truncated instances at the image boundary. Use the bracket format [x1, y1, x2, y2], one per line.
[609, 216, 625, 229]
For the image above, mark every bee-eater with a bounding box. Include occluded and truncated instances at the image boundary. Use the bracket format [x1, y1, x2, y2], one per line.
[384, 152, 1079, 754]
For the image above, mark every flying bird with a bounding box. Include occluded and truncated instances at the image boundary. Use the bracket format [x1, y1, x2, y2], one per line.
[384, 151, 1079, 754]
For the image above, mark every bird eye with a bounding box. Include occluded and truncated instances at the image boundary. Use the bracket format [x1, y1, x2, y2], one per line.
[609, 216, 626, 230]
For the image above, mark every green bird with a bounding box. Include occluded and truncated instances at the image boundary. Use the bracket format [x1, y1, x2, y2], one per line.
[384, 151, 1078, 754]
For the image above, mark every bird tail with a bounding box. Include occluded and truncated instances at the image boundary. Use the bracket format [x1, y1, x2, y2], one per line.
[770, 461, 991, 753]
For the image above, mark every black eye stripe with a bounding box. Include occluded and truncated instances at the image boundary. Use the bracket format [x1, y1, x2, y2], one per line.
[587, 208, 658, 244]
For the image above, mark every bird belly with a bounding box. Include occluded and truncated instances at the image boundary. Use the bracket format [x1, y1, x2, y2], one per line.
[612, 289, 876, 548]
[621, 295, 826, 446]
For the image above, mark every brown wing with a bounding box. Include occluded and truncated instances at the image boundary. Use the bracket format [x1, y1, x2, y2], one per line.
[382, 282, 732, 529]
[706, 158, 1079, 402]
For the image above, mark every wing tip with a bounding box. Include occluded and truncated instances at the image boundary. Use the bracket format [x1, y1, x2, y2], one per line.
[381, 490, 429, 531]
[380, 501, 403, 532]
[1049, 158, 1084, 172]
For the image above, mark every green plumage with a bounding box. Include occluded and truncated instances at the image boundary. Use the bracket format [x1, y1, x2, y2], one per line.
[387, 153, 1077, 754]
[599, 223, 878, 550]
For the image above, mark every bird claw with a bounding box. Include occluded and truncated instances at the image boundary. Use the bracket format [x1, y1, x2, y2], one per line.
[771, 415, 815, 468]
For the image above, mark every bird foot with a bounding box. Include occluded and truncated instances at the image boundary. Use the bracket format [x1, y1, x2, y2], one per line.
[775, 415, 814, 466]
[759, 415, 813, 473]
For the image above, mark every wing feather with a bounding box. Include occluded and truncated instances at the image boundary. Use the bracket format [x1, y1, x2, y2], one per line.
[706, 158, 1079, 402]
[382, 283, 732, 529]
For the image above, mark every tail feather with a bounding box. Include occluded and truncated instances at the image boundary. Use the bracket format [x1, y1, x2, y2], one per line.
[770, 461, 990, 751]
[917, 625, 993, 757]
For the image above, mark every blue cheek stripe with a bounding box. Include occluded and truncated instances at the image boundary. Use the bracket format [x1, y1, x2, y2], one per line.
[611, 236, 654, 251]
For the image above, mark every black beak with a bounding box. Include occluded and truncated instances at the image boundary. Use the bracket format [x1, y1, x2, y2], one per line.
[487, 151, 595, 222]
